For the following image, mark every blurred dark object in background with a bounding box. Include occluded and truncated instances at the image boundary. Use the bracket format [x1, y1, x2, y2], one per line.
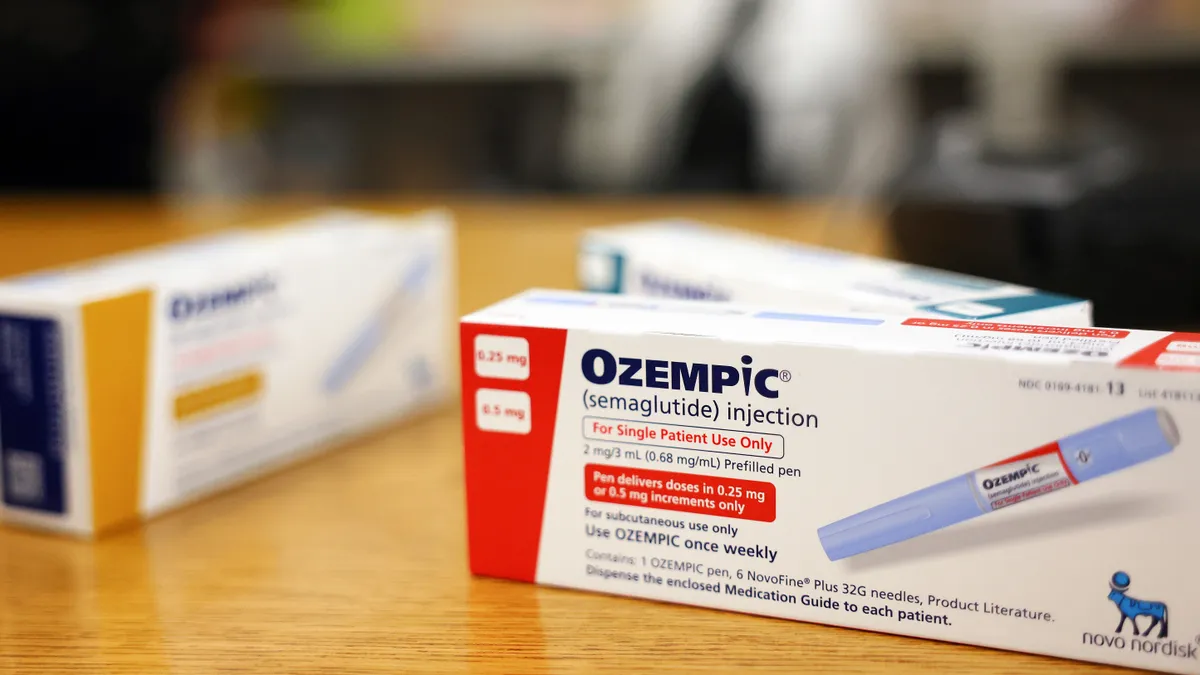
[660, 0, 763, 194]
[0, 0, 200, 193]
[892, 161, 1200, 330]
[661, 60, 758, 194]
[891, 58, 1200, 330]
[254, 77, 571, 193]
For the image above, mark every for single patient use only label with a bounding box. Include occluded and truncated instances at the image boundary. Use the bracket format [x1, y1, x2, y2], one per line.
[583, 417, 784, 459]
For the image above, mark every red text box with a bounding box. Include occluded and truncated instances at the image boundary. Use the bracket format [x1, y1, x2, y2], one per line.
[585, 464, 775, 522]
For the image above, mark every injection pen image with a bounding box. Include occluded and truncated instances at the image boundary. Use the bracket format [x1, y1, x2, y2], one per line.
[818, 408, 1179, 561]
[322, 255, 432, 393]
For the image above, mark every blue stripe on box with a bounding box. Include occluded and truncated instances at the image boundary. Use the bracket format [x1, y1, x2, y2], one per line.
[525, 295, 597, 306]
[753, 311, 885, 326]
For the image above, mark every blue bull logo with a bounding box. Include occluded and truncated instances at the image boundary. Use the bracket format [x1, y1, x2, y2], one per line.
[1109, 571, 1168, 638]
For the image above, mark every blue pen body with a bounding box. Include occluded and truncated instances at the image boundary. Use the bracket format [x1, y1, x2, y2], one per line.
[322, 256, 432, 394]
[819, 408, 1179, 561]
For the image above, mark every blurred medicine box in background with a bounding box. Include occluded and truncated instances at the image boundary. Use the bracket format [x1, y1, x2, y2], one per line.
[0, 209, 455, 537]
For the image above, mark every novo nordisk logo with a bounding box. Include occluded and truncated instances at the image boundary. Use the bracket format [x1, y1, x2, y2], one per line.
[170, 275, 277, 321]
[1082, 571, 1195, 661]
[580, 349, 789, 399]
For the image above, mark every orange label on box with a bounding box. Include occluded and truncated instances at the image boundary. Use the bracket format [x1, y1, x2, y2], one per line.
[173, 370, 264, 422]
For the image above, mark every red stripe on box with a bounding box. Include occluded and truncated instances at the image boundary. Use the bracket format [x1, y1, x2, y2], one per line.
[902, 318, 1129, 339]
[584, 464, 776, 522]
[461, 322, 568, 582]
[1118, 332, 1200, 372]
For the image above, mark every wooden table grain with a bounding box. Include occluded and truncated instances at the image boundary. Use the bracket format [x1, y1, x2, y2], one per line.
[0, 200, 1129, 674]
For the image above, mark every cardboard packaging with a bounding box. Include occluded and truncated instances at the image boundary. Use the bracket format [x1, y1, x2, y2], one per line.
[579, 220, 1092, 325]
[463, 290, 1198, 673]
[0, 210, 455, 536]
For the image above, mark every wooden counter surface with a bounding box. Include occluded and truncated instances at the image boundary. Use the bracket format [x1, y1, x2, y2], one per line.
[0, 200, 1128, 674]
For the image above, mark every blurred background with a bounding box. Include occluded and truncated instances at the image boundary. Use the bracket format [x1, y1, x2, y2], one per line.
[3, 0, 1200, 327]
